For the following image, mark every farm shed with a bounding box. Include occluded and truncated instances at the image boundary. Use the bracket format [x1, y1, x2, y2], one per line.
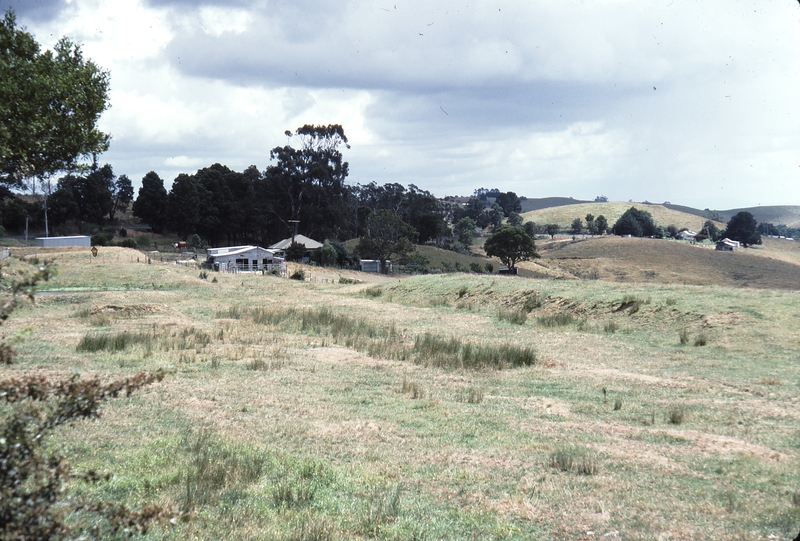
[205, 245, 284, 272]
[715, 238, 740, 251]
[35, 235, 91, 247]
[360, 259, 392, 273]
[269, 234, 323, 263]
[678, 230, 697, 241]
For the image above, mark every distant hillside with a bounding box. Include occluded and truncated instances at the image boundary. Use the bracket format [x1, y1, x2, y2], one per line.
[520, 202, 724, 231]
[533, 235, 800, 290]
[519, 197, 590, 213]
[711, 206, 800, 228]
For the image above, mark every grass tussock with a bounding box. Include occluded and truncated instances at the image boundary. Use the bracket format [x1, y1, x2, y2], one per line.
[537, 313, 574, 328]
[400, 378, 426, 400]
[413, 333, 536, 369]
[679, 327, 690, 345]
[693, 333, 708, 347]
[667, 407, 686, 425]
[497, 307, 527, 325]
[76, 331, 153, 353]
[548, 449, 598, 475]
[456, 387, 484, 404]
[363, 286, 382, 298]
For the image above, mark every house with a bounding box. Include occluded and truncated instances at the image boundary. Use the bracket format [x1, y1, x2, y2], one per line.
[715, 238, 740, 252]
[205, 245, 285, 272]
[360, 259, 391, 273]
[268, 234, 323, 263]
[677, 229, 697, 241]
[35, 235, 91, 247]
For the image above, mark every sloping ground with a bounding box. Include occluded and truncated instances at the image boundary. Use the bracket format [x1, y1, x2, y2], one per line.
[521, 202, 725, 231]
[518, 196, 589, 213]
[537, 236, 800, 290]
[714, 205, 800, 228]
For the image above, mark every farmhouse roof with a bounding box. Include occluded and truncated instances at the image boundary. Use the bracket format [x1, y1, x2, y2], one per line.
[269, 234, 323, 251]
[206, 245, 278, 258]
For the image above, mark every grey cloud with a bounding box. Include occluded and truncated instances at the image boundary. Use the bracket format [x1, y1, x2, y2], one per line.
[0, 0, 70, 21]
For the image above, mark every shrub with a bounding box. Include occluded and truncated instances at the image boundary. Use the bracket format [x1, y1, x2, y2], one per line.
[91, 232, 109, 246]
[118, 228, 127, 237]
[667, 407, 685, 425]
[119, 238, 138, 249]
[485, 262, 494, 273]
[469, 262, 482, 273]
[290, 269, 306, 281]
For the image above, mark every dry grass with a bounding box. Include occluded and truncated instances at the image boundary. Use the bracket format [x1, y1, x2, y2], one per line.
[520, 201, 725, 231]
[4, 246, 800, 539]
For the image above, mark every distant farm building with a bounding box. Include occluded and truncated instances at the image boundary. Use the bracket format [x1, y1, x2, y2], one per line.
[360, 259, 391, 273]
[715, 238, 740, 252]
[269, 234, 323, 263]
[35, 235, 91, 248]
[677, 230, 697, 241]
[205, 245, 284, 272]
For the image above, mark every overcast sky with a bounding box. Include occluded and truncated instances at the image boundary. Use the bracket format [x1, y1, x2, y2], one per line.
[4, 0, 799, 209]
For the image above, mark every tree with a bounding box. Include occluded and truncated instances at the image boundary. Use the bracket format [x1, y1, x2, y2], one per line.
[570, 218, 583, 235]
[585, 214, 597, 235]
[0, 10, 110, 195]
[595, 215, 608, 235]
[524, 221, 537, 238]
[454, 216, 476, 246]
[724, 211, 761, 247]
[700, 220, 720, 241]
[355, 210, 418, 274]
[544, 224, 560, 239]
[108, 173, 133, 221]
[507, 212, 523, 227]
[484, 225, 539, 270]
[319, 241, 338, 267]
[284, 241, 306, 262]
[612, 207, 659, 237]
[494, 191, 521, 217]
[132, 171, 168, 233]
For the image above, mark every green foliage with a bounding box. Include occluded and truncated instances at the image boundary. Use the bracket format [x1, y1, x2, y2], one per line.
[506, 212, 523, 227]
[494, 191, 521, 217]
[537, 313, 574, 327]
[485, 262, 494, 273]
[544, 224, 560, 238]
[355, 210, 418, 274]
[570, 217, 583, 234]
[483, 225, 539, 270]
[725, 211, 761, 246]
[595, 215, 608, 234]
[454, 216, 476, 246]
[612, 207, 659, 237]
[290, 269, 306, 281]
[0, 10, 110, 188]
[700, 220, 720, 241]
[118, 238, 137, 249]
[132, 171, 168, 233]
[285, 242, 307, 262]
[91, 232, 109, 246]
[320, 241, 338, 267]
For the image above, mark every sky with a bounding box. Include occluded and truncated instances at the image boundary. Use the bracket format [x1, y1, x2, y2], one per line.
[3, 0, 799, 209]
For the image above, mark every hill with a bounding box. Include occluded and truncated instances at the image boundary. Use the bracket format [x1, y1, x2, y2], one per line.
[533, 235, 800, 289]
[712, 205, 800, 228]
[518, 196, 589, 213]
[521, 201, 724, 231]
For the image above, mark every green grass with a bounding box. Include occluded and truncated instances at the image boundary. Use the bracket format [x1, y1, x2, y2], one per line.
[6, 247, 800, 539]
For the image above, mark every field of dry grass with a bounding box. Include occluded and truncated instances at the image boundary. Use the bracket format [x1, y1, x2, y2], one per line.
[2, 246, 800, 540]
[521, 202, 725, 231]
[534, 236, 800, 290]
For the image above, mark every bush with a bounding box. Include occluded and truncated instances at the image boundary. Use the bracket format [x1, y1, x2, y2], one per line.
[91, 232, 109, 246]
[118, 228, 127, 237]
[119, 238, 138, 249]
[290, 269, 306, 281]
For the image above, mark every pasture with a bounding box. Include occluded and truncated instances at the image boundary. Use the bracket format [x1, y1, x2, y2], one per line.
[3, 246, 800, 540]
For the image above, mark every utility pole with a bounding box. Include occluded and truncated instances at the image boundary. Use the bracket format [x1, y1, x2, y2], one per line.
[288, 220, 299, 243]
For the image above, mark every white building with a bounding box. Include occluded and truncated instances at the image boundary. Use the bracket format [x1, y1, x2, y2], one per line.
[268, 234, 324, 263]
[677, 230, 697, 241]
[360, 259, 391, 273]
[205, 245, 284, 272]
[35, 235, 91, 247]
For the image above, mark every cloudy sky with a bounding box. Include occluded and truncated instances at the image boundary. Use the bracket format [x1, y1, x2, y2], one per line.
[4, 0, 799, 209]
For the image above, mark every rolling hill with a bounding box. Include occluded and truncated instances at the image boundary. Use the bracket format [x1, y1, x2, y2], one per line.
[531, 235, 800, 290]
[520, 202, 724, 231]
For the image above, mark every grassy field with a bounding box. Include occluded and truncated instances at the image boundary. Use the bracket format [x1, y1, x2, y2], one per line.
[531, 236, 800, 290]
[521, 202, 726, 231]
[3, 247, 800, 540]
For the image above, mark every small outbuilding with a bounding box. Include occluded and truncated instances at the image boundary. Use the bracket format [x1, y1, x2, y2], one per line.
[205, 245, 284, 272]
[677, 229, 697, 241]
[715, 238, 740, 252]
[35, 235, 91, 248]
[360, 259, 391, 273]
